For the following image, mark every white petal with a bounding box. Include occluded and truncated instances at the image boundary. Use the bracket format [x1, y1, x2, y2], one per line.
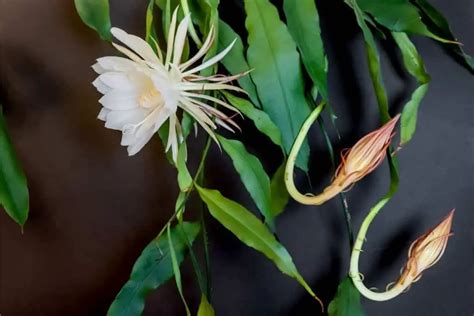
[98, 108, 110, 121]
[92, 63, 106, 74]
[111, 27, 160, 64]
[98, 71, 150, 91]
[92, 78, 112, 94]
[178, 82, 245, 93]
[180, 26, 215, 71]
[172, 14, 191, 66]
[166, 115, 179, 163]
[182, 92, 240, 113]
[215, 118, 235, 133]
[104, 108, 148, 130]
[99, 90, 140, 110]
[179, 99, 217, 130]
[165, 8, 179, 69]
[126, 128, 155, 156]
[96, 56, 138, 72]
[112, 43, 145, 64]
[183, 39, 236, 75]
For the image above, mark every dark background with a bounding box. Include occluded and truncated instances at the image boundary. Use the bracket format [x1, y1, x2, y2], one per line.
[1, 0, 472, 315]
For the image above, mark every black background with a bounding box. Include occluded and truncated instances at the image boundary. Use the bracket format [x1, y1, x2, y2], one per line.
[1, 0, 473, 315]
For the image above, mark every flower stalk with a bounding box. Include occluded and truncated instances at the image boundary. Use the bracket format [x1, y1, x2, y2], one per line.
[285, 104, 399, 206]
[350, 210, 454, 301]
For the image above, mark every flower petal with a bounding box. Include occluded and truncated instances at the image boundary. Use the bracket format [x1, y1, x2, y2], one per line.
[172, 14, 191, 66]
[95, 56, 138, 73]
[104, 108, 148, 130]
[111, 27, 160, 64]
[183, 39, 236, 75]
[180, 26, 215, 71]
[99, 90, 140, 110]
[165, 8, 179, 69]
[98, 108, 111, 121]
[92, 78, 112, 94]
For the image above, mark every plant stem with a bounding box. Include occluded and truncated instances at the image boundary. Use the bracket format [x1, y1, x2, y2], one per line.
[155, 136, 212, 240]
[349, 154, 402, 301]
[317, 117, 354, 248]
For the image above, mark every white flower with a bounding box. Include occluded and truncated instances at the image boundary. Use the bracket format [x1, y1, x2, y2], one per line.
[92, 9, 243, 161]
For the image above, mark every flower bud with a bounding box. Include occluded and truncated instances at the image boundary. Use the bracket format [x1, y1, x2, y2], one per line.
[313, 115, 400, 204]
[400, 210, 454, 285]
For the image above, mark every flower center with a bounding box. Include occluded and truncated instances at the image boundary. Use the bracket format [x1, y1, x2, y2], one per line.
[138, 88, 163, 109]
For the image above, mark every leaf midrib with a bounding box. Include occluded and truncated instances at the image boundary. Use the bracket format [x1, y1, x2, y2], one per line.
[252, 0, 298, 144]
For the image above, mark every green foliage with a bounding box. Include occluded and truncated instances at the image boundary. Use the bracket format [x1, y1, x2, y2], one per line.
[244, 0, 311, 171]
[217, 136, 274, 229]
[283, 0, 328, 100]
[348, 0, 391, 122]
[413, 0, 474, 72]
[0, 107, 29, 227]
[107, 222, 200, 316]
[222, 92, 281, 147]
[167, 224, 191, 316]
[357, 0, 439, 40]
[197, 295, 215, 316]
[74, 0, 111, 40]
[195, 186, 318, 300]
[328, 277, 366, 316]
[270, 161, 289, 217]
[218, 21, 261, 107]
[392, 32, 431, 144]
[177, 143, 192, 192]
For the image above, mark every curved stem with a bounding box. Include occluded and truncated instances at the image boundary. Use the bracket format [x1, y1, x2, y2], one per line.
[285, 102, 339, 205]
[349, 155, 406, 301]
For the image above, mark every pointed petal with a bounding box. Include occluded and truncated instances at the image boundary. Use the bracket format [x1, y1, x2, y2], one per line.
[172, 14, 191, 66]
[165, 8, 179, 69]
[99, 90, 140, 110]
[180, 26, 215, 71]
[182, 92, 240, 113]
[96, 56, 138, 72]
[112, 43, 145, 64]
[92, 78, 112, 94]
[111, 27, 160, 64]
[183, 39, 236, 75]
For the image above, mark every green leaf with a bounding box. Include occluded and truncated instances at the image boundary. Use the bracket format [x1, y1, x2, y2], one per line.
[328, 277, 366, 316]
[222, 92, 282, 147]
[356, 0, 444, 41]
[283, 0, 328, 100]
[177, 143, 192, 192]
[167, 225, 191, 316]
[392, 32, 431, 144]
[0, 108, 29, 227]
[197, 295, 215, 316]
[244, 0, 311, 171]
[348, 0, 390, 122]
[195, 186, 320, 303]
[218, 20, 261, 108]
[217, 136, 274, 229]
[270, 161, 289, 217]
[107, 222, 200, 316]
[189, 0, 219, 35]
[413, 0, 474, 73]
[74, 0, 112, 41]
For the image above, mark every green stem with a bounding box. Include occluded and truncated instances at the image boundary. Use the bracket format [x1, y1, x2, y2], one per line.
[155, 136, 212, 240]
[285, 103, 333, 205]
[200, 207, 212, 300]
[317, 117, 354, 248]
[196, 136, 213, 300]
[349, 155, 405, 301]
